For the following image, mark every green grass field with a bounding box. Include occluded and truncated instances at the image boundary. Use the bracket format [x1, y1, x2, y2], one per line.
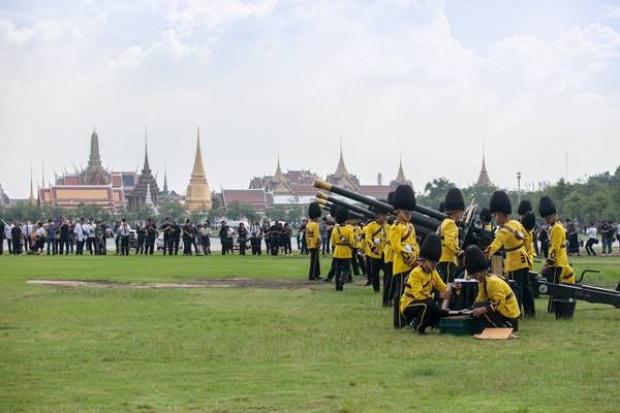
[1, 253, 619, 413]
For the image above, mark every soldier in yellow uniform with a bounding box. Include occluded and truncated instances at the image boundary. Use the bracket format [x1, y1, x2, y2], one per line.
[365, 207, 387, 293]
[348, 218, 366, 278]
[330, 206, 356, 292]
[539, 196, 575, 312]
[437, 187, 465, 283]
[400, 234, 452, 334]
[389, 185, 419, 328]
[382, 192, 396, 307]
[518, 200, 536, 270]
[484, 190, 535, 318]
[465, 245, 521, 330]
[306, 202, 322, 281]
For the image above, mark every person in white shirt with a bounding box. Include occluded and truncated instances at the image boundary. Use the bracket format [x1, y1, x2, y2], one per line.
[74, 217, 87, 255]
[616, 223, 620, 248]
[118, 218, 132, 256]
[4, 219, 13, 254]
[21, 221, 33, 253]
[585, 223, 598, 256]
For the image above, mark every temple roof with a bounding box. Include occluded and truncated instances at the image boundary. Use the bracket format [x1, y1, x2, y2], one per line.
[475, 152, 492, 187]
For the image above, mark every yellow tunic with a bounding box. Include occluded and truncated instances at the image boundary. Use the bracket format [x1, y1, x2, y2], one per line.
[548, 221, 575, 284]
[486, 220, 531, 273]
[305, 221, 320, 249]
[439, 218, 460, 265]
[389, 221, 418, 275]
[523, 230, 535, 270]
[330, 224, 355, 259]
[475, 275, 521, 319]
[351, 224, 364, 250]
[400, 266, 447, 313]
[383, 223, 394, 264]
[365, 221, 386, 259]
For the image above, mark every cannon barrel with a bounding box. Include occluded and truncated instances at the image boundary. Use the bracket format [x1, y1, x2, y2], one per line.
[316, 196, 375, 219]
[316, 192, 376, 219]
[314, 179, 447, 222]
[314, 179, 442, 231]
[316, 198, 369, 221]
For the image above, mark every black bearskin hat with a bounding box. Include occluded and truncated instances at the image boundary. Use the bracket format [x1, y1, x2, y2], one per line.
[393, 185, 416, 212]
[419, 233, 442, 263]
[308, 202, 321, 219]
[443, 188, 465, 213]
[489, 191, 512, 215]
[387, 191, 395, 207]
[522, 211, 536, 231]
[479, 208, 491, 223]
[464, 245, 489, 275]
[539, 196, 557, 218]
[336, 206, 349, 225]
[517, 200, 533, 216]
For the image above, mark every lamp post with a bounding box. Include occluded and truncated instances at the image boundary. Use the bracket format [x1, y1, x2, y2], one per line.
[517, 172, 522, 205]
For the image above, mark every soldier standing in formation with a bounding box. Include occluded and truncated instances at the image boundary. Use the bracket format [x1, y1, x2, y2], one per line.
[364, 206, 387, 293]
[437, 187, 465, 283]
[306, 202, 322, 281]
[330, 206, 356, 291]
[389, 185, 419, 328]
[539, 195, 575, 312]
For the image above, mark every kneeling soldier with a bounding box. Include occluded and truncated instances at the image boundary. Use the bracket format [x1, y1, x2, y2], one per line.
[465, 245, 521, 330]
[400, 234, 452, 334]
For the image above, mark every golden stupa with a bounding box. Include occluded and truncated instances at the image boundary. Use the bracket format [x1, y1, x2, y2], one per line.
[185, 128, 212, 212]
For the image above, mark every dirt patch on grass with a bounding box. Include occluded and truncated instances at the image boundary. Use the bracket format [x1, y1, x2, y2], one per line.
[27, 278, 340, 290]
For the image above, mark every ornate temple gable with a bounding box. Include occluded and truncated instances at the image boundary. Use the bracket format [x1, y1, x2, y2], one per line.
[390, 158, 412, 189]
[326, 144, 360, 191]
[185, 128, 213, 212]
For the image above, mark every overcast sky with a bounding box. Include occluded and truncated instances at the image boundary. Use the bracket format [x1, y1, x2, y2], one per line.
[2, 0, 620, 199]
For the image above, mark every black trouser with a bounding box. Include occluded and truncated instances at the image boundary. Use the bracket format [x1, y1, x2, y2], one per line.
[0, 237, 3, 254]
[585, 238, 597, 255]
[473, 301, 519, 331]
[145, 237, 155, 255]
[239, 239, 246, 255]
[402, 298, 443, 333]
[163, 236, 170, 255]
[350, 249, 365, 275]
[12, 238, 22, 255]
[46, 237, 56, 255]
[87, 237, 95, 255]
[437, 262, 458, 284]
[250, 238, 261, 255]
[334, 258, 350, 291]
[540, 241, 549, 259]
[281, 237, 291, 254]
[392, 272, 407, 328]
[542, 266, 567, 313]
[5, 238, 12, 254]
[308, 248, 320, 280]
[115, 235, 120, 255]
[382, 262, 393, 307]
[59, 237, 69, 255]
[120, 236, 129, 256]
[76, 240, 84, 255]
[136, 237, 145, 255]
[183, 237, 192, 255]
[508, 267, 535, 317]
[168, 239, 179, 255]
[369, 257, 383, 292]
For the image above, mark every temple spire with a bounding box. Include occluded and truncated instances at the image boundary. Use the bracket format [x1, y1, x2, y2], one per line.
[163, 165, 169, 193]
[334, 138, 350, 177]
[475, 145, 492, 187]
[185, 127, 212, 212]
[88, 127, 102, 168]
[191, 128, 206, 178]
[29, 166, 35, 207]
[142, 125, 151, 174]
[274, 151, 284, 182]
